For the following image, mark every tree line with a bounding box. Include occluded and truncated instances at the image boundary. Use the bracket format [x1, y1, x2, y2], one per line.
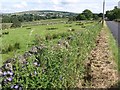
[105, 6, 120, 21]
[2, 7, 119, 29]
[69, 9, 103, 21]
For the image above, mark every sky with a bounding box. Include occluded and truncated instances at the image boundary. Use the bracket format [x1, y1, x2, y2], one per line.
[0, 0, 119, 13]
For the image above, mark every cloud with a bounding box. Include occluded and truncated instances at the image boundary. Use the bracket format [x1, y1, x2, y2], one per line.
[0, 0, 119, 13]
[13, 1, 28, 9]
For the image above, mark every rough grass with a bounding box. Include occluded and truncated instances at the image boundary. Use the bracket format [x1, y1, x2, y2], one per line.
[104, 22, 119, 71]
[1, 20, 97, 61]
[104, 21, 120, 88]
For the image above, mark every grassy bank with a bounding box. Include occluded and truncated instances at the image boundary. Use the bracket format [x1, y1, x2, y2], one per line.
[105, 21, 120, 88]
[104, 21, 119, 71]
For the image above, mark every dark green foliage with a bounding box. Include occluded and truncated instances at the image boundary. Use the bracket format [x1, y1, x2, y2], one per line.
[2, 16, 12, 23]
[2, 31, 9, 35]
[93, 14, 99, 20]
[2, 11, 77, 24]
[76, 14, 87, 20]
[14, 42, 20, 49]
[106, 6, 120, 20]
[7, 44, 14, 52]
[10, 16, 21, 28]
[76, 9, 93, 20]
[26, 27, 31, 29]
[68, 16, 76, 21]
[82, 9, 93, 20]
[46, 27, 58, 30]
[98, 13, 103, 18]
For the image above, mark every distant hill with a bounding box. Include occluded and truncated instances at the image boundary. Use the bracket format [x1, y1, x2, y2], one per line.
[2, 10, 78, 24]
[3, 10, 78, 17]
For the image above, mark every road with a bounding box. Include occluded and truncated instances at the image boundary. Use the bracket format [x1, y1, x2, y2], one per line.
[106, 21, 120, 46]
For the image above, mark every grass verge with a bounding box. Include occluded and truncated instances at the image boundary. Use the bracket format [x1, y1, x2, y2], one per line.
[104, 21, 120, 88]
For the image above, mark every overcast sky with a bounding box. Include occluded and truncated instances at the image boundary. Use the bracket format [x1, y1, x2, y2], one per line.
[0, 0, 119, 13]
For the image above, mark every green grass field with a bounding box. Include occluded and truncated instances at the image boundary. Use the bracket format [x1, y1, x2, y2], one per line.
[1, 19, 95, 61]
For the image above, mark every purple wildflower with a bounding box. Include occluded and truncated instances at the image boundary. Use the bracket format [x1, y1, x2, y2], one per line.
[3, 71, 7, 76]
[7, 77, 12, 82]
[7, 71, 13, 76]
[14, 85, 19, 89]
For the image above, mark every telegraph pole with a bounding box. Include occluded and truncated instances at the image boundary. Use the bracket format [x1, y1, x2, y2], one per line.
[102, 0, 105, 26]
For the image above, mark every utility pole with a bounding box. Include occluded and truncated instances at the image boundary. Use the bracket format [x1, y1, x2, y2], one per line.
[102, 0, 105, 26]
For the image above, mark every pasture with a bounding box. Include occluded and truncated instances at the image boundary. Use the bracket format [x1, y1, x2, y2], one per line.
[1, 19, 102, 88]
[1, 19, 95, 61]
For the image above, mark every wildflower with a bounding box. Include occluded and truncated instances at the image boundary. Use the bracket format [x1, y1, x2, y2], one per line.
[7, 77, 12, 82]
[3, 71, 7, 76]
[33, 62, 38, 66]
[33, 62, 40, 67]
[7, 71, 13, 76]
[14, 85, 19, 89]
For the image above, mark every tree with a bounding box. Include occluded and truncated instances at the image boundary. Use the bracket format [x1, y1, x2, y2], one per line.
[76, 9, 93, 20]
[11, 16, 21, 28]
[68, 16, 76, 21]
[76, 14, 86, 20]
[82, 9, 93, 20]
[106, 6, 120, 20]
[93, 14, 99, 20]
[98, 13, 103, 18]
